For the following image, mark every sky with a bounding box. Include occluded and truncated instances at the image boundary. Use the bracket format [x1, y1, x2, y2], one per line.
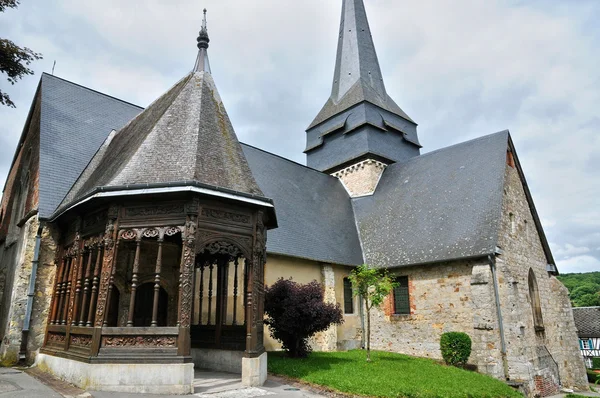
[0, 0, 599, 274]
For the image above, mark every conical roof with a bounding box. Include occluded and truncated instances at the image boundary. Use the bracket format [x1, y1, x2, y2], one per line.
[308, 0, 414, 129]
[58, 17, 268, 215]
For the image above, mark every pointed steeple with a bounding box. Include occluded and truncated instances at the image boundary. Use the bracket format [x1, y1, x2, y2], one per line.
[194, 9, 211, 73]
[331, 0, 386, 104]
[305, 0, 420, 173]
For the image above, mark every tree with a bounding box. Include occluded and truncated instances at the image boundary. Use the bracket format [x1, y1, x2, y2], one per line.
[349, 264, 395, 362]
[264, 278, 344, 358]
[1, 0, 42, 108]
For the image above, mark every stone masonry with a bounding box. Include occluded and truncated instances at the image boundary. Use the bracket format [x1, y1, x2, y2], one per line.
[332, 159, 387, 197]
[495, 161, 588, 392]
[366, 158, 588, 396]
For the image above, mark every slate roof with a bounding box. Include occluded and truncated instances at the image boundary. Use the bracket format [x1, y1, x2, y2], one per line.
[573, 307, 600, 338]
[242, 144, 363, 266]
[59, 71, 265, 214]
[38, 73, 143, 218]
[308, 0, 413, 129]
[353, 131, 510, 268]
[16, 73, 552, 269]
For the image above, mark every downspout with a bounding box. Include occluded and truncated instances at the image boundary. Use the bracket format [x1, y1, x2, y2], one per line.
[489, 254, 510, 380]
[18, 223, 43, 362]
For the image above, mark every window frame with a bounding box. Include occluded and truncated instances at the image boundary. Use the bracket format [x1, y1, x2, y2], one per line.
[343, 277, 354, 314]
[581, 339, 590, 350]
[393, 276, 410, 315]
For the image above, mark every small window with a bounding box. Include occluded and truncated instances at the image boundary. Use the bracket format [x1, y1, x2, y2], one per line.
[509, 213, 516, 234]
[581, 339, 591, 350]
[343, 278, 353, 314]
[528, 269, 544, 330]
[393, 276, 410, 315]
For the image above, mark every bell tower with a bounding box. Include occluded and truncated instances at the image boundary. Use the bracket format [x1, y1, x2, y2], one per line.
[305, 0, 421, 196]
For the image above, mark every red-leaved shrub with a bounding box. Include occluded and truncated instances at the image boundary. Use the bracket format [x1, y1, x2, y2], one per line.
[264, 278, 344, 358]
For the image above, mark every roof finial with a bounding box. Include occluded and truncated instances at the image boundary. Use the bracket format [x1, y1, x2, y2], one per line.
[197, 8, 210, 50]
[194, 8, 211, 73]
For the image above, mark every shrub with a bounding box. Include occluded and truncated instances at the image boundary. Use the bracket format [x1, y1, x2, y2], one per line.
[593, 357, 600, 370]
[588, 369, 599, 384]
[440, 332, 472, 367]
[264, 278, 344, 358]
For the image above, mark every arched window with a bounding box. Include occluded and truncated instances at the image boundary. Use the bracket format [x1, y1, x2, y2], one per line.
[528, 268, 544, 331]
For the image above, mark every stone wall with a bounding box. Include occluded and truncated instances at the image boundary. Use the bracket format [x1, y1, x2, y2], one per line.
[332, 159, 387, 198]
[0, 216, 58, 366]
[495, 162, 588, 392]
[368, 258, 504, 370]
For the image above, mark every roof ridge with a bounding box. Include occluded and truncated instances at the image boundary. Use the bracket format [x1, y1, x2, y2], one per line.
[409, 130, 509, 162]
[240, 142, 338, 180]
[41, 73, 143, 110]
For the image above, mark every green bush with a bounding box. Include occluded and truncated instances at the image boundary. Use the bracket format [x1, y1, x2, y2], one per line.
[440, 332, 472, 367]
[587, 369, 599, 384]
[593, 357, 600, 370]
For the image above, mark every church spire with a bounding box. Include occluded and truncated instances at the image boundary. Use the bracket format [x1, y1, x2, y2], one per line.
[305, 0, 420, 174]
[194, 9, 211, 73]
[331, 0, 386, 103]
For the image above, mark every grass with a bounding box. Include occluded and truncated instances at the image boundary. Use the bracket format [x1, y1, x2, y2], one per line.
[268, 350, 522, 398]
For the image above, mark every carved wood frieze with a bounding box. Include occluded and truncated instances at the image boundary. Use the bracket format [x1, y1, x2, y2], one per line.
[102, 336, 177, 348]
[200, 208, 250, 224]
[125, 204, 185, 218]
[119, 226, 183, 242]
[71, 335, 92, 348]
[47, 333, 66, 345]
[83, 211, 107, 232]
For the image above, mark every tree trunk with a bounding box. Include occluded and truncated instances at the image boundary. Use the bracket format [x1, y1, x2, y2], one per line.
[366, 305, 371, 362]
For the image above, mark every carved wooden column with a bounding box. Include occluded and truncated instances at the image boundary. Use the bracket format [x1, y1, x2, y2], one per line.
[65, 232, 82, 326]
[72, 244, 90, 326]
[151, 233, 164, 327]
[87, 241, 103, 326]
[245, 211, 266, 357]
[50, 256, 66, 325]
[95, 207, 119, 327]
[79, 240, 96, 326]
[177, 200, 198, 356]
[126, 233, 143, 327]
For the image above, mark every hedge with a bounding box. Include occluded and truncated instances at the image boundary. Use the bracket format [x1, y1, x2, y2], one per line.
[440, 332, 472, 367]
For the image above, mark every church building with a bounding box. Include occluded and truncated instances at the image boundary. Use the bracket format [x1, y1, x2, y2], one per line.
[0, 0, 588, 396]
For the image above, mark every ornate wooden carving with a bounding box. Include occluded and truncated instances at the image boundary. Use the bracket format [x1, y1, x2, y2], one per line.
[178, 215, 197, 328]
[201, 208, 250, 224]
[66, 232, 81, 326]
[102, 336, 177, 348]
[50, 257, 66, 325]
[47, 333, 66, 345]
[87, 242, 103, 326]
[71, 335, 92, 348]
[125, 204, 185, 218]
[95, 209, 119, 327]
[247, 211, 267, 355]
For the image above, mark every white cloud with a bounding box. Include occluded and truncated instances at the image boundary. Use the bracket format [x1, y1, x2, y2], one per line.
[558, 255, 600, 274]
[551, 243, 591, 260]
[1, 0, 599, 270]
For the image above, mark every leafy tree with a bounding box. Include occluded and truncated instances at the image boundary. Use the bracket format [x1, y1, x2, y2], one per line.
[264, 278, 344, 358]
[557, 272, 600, 307]
[349, 264, 395, 362]
[1, 0, 42, 108]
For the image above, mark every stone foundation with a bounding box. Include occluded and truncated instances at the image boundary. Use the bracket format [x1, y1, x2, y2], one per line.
[191, 348, 244, 374]
[242, 352, 267, 387]
[36, 353, 194, 394]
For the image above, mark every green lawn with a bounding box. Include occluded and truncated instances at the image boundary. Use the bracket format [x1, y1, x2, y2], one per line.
[268, 350, 522, 398]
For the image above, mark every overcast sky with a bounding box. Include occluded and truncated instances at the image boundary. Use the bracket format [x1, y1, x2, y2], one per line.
[1, 0, 598, 274]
